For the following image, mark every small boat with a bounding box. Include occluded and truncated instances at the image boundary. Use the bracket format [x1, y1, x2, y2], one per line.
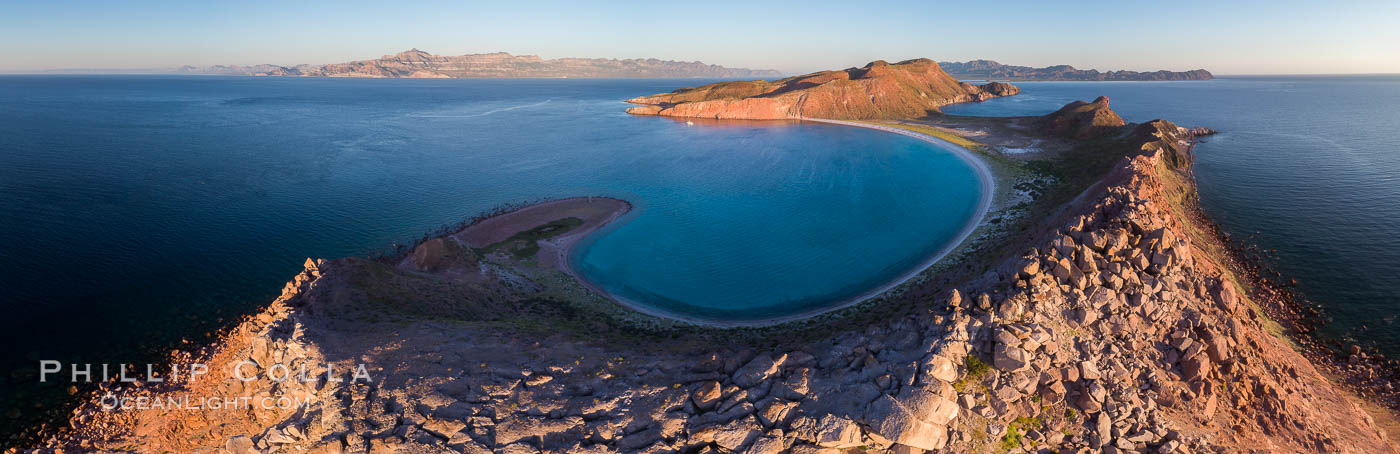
[686, 121, 694, 126]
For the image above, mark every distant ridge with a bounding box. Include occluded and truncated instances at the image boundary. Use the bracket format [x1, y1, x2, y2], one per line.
[178, 49, 783, 79]
[938, 59, 1212, 81]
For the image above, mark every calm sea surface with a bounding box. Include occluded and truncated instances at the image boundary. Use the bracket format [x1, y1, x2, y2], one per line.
[0, 76, 981, 407]
[947, 75, 1400, 353]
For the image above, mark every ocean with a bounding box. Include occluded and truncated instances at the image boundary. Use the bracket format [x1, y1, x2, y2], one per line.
[946, 75, 1400, 353]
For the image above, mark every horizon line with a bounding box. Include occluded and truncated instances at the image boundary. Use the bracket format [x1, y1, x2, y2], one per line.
[3, 69, 1399, 78]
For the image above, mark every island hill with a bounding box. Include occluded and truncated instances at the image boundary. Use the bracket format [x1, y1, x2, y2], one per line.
[625, 58, 1019, 120]
[178, 49, 783, 79]
[939, 59, 1214, 81]
[42, 58, 1400, 454]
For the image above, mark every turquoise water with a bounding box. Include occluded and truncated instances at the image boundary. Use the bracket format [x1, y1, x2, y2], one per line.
[0, 77, 982, 398]
[571, 123, 981, 321]
[946, 76, 1400, 354]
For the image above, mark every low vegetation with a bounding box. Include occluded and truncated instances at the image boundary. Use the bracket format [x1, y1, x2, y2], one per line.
[870, 122, 990, 153]
[479, 217, 584, 258]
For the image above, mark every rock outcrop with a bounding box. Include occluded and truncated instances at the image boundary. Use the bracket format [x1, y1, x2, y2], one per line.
[1042, 96, 1127, 139]
[940, 59, 1214, 81]
[42, 102, 1395, 454]
[178, 49, 783, 79]
[624, 59, 1018, 120]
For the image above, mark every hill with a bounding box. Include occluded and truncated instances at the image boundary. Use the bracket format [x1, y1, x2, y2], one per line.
[625, 58, 1019, 120]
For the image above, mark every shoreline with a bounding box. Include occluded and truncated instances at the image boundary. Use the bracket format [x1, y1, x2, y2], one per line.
[552, 118, 998, 328]
[1188, 186, 1400, 435]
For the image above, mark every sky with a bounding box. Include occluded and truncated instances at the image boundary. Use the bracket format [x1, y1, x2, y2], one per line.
[1, 0, 1397, 75]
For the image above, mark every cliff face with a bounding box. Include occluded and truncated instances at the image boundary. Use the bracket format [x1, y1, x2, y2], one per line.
[178, 49, 784, 79]
[624, 59, 1019, 120]
[940, 59, 1214, 81]
[43, 103, 1395, 453]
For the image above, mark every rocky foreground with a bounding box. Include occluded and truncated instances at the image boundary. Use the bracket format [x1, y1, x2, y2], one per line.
[178, 49, 783, 79]
[624, 59, 1018, 120]
[33, 92, 1398, 453]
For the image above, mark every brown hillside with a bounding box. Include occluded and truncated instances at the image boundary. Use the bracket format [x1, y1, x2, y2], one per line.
[1042, 96, 1127, 139]
[625, 59, 1019, 120]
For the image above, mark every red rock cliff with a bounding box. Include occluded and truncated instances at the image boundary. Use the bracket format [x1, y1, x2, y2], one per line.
[625, 59, 1018, 120]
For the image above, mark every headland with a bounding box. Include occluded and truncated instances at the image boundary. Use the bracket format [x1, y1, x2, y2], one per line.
[623, 59, 1018, 120]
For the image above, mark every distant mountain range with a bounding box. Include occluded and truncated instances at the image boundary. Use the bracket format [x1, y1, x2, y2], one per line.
[177, 49, 783, 79]
[938, 60, 1212, 81]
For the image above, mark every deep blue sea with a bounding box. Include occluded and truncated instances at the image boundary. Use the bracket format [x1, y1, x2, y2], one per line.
[946, 76, 1400, 353]
[0, 76, 982, 374]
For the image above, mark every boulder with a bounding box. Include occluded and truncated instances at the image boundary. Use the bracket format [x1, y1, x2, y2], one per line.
[813, 415, 864, 448]
[748, 435, 786, 454]
[1212, 281, 1240, 313]
[1052, 258, 1074, 280]
[993, 344, 1030, 371]
[1105, 229, 1130, 254]
[1079, 361, 1102, 380]
[1093, 412, 1112, 447]
[923, 354, 958, 383]
[893, 387, 960, 425]
[734, 353, 788, 388]
[946, 289, 964, 309]
[420, 418, 467, 440]
[757, 399, 797, 428]
[1019, 258, 1041, 279]
[1204, 332, 1232, 363]
[865, 395, 950, 451]
[226, 436, 255, 454]
[1181, 353, 1211, 382]
[700, 416, 762, 451]
[1039, 380, 1067, 403]
[1068, 265, 1088, 289]
[1053, 234, 1077, 257]
[692, 381, 723, 411]
[1076, 390, 1103, 413]
[1086, 230, 1109, 251]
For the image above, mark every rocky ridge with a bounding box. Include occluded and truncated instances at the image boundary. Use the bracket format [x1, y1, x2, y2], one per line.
[1042, 96, 1127, 140]
[624, 59, 1018, 120]
[178, 49, 783, 79]
[34, 103, 1397, 454]
[939, 60, 1213, 81]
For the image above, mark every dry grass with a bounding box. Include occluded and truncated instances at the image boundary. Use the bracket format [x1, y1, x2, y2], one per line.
[864, 121, 990, 152]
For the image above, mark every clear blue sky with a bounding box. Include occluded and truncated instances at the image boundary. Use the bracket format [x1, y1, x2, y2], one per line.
[2, 0, 1396, 75]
